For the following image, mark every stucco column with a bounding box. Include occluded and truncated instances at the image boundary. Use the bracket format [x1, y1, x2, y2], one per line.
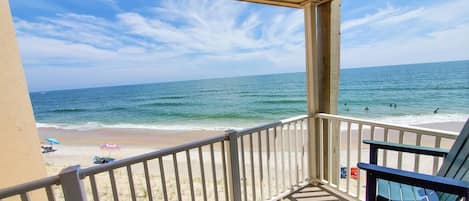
[0, 0, 47, 198]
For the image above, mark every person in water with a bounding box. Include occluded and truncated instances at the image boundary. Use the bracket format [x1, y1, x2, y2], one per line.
[434, 108, 439, 114]
[364, 106, 369, 112]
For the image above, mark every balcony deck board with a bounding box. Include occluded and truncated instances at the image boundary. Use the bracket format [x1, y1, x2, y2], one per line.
[285, 185, 346, 201]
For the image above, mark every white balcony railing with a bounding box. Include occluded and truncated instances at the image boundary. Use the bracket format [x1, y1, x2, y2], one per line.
[315, 113, 458, 200]
[0, 113, 458, 201]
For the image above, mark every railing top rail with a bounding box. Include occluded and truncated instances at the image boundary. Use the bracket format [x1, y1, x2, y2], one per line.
[80, 134, 227, 177]
[236, 115, 308, 136]
[316, 113, 459, 139]
[0, 175, 60, 199]
[280, 114, 309, 124]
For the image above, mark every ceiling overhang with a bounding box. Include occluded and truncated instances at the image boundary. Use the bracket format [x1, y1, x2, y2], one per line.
[238, 0, 331, 8]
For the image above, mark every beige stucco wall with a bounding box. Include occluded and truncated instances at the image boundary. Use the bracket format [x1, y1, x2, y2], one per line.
[0, 0, 47, 199]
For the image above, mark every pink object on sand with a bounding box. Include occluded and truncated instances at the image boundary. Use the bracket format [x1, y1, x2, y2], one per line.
[100, 144, 120, 150]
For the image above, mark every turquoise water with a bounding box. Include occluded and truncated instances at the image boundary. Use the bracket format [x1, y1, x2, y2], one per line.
[31, 60, 469, 130]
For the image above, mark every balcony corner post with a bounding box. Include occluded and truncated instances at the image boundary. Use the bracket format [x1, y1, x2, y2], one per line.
[304, 0, 341, 185]
[304, 1, 319, 184]
[226, 129, 242, 201]
[59, 165, 87, 201]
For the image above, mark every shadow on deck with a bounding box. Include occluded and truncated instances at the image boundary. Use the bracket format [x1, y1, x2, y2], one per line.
[285, 185, 346, 201]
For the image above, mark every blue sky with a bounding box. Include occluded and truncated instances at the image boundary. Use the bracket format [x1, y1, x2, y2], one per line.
[9, 0, 469, 91]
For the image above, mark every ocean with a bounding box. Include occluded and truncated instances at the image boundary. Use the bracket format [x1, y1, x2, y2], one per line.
[31, 60, 469, 131]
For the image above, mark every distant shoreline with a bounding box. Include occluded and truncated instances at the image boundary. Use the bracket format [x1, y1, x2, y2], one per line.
[38, 120, 465, 148]
[35, 112, 468, 132]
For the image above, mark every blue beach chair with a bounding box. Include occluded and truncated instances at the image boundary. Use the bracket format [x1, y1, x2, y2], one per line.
[358, 120, 469, 201]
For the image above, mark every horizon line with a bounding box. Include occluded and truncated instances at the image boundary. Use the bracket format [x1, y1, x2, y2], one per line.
[30, 59, 469, 93]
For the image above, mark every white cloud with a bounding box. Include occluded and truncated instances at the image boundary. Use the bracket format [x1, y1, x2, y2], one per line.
[341, 0, 469, 67]
[14, 0, 306, 91]
[342, 23, 469, 67]
[13, 0, 469, 90]
[341, 5, 398, 31]
[375, 7, 423, 25]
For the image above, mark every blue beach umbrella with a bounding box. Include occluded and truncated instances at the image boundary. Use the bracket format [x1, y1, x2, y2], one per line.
[45, 138, 60, 145]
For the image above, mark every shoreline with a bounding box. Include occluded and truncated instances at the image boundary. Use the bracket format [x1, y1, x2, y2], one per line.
[38, 120, 465, 147]
[39, 127, 222, 147]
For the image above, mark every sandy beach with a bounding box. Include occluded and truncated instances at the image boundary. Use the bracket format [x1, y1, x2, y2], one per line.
[36, 121, 465, 200]
[38, 121, 465, 173]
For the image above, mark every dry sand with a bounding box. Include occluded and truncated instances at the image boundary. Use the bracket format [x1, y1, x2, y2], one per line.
[35, 121, 465, 201]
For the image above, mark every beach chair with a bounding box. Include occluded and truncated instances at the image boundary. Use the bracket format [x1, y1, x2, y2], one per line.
[358, 120, 469, 201]
[41, 145, 56, 153]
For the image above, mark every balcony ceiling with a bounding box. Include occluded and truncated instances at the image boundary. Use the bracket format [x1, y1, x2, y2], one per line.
[238, 0, 331, 8]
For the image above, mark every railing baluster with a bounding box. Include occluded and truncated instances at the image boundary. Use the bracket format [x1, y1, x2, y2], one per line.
[198, 147, 208, 201]
[45, 185, 56, 201]
[89, 175, 99, 201]
[300, 120, 305, 182]
[210, 144, 219, 201]
[414, 134, 422, 173]
[108, 170, 118, 201]
[240, 136, 247, 201]
[173, 153, 182, 201]
[266, 128, 272, 199]
[346, 121, 351, 193]
[319, 118, 324, 182]
[335, 119, 341, 186]
[294, 122, 299, 186]
[186, 150, 196, 201]
[20, 193, 30, 201]
[158, 157, 168, 201]
[357, 123, 363, 198]
[327, 119, 333, 186]
[280, 125, 285, 191]
[370, 125, 375, 140]
[258, 131, 264, 201]
[249, 133, 256, 201]
[143, 160, 154, 201]
[397, 131, 404, 169]
[221, 141, 229, 201]
[273, 126, 279, 196]
[433, 136, 442, 174]
[126, 165, 137, 201]
[287, 123, 292, 188]
[383, 128, 389, 166]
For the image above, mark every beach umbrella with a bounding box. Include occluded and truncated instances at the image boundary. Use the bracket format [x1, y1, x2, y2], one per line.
[45, 138, 60, 144]
[45, 138, 60, 148]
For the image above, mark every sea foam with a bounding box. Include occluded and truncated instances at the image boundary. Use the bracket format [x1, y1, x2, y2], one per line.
[36, 113, 467, 131]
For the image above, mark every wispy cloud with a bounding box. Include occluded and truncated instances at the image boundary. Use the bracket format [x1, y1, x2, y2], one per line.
[11, 0, 469, 91]
[14, 0, 305, 91]
[341, 4, 398, 32]
[341, 0, 469, 67]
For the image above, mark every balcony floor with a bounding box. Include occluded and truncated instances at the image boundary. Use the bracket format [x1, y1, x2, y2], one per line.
[285, 185, 346, 201]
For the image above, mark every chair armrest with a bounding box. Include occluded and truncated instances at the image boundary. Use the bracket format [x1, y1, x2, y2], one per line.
[358, 162, 469, 196]
[363, 140, 449, 157]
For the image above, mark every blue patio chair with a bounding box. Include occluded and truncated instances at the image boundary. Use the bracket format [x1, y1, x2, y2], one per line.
[358, 120, 469, 201]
